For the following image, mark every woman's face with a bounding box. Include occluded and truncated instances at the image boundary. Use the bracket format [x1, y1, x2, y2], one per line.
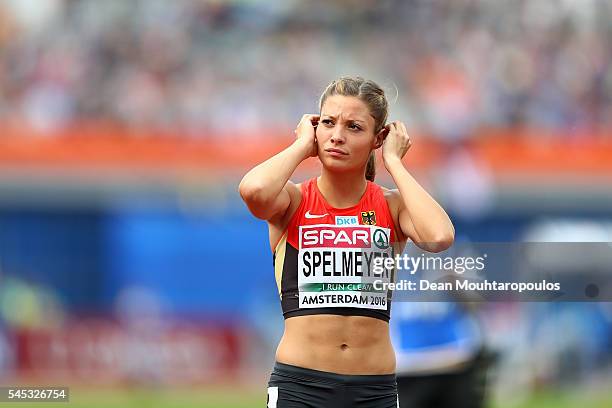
[317, 95, 381, 174]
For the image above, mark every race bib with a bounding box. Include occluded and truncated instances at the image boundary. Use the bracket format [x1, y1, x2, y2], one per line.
[298, 224, 394, 309]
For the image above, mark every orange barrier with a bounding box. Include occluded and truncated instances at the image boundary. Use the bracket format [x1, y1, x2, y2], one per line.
[0, 122, 611, 175]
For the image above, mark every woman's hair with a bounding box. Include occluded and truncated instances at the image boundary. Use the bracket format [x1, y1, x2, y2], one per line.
[319, 76, 389, 181]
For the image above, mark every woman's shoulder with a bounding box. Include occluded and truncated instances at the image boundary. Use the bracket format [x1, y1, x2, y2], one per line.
[377, 184, 401, 205]
[287, 180, 302, 194]
[274, 179, 310, 224]
[288, 177, 319, 198]
[267, 180, 305, 251]
[286, 178, 310, 198]
[377, 184, 402, 220]
[285, 180, 304, 211]
[377, 184, 407, 243]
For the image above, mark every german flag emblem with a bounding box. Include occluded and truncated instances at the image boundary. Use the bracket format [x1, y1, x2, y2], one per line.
[361, 210, 376, 225]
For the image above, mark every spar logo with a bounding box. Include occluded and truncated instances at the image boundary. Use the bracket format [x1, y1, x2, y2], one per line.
[300, 225, 371, 249]
[373, 228, 389, 249]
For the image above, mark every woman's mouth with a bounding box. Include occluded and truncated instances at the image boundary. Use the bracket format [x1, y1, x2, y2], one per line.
[325, 148, 348, 157]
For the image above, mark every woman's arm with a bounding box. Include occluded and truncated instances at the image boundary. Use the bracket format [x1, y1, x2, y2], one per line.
[382, 121, 455, 253]
[239, 114, 319, 221]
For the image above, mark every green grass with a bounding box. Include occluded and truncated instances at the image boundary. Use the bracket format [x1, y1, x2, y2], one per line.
[9, 387, 264, 408]
[490, 390, 612, 408]
[7, 386, 612, 408]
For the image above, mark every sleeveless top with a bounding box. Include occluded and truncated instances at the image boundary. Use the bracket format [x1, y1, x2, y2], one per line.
[273, 177, 400, 322]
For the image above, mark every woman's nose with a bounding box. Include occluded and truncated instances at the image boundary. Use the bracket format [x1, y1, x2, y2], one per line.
[330, 127, 346, 144]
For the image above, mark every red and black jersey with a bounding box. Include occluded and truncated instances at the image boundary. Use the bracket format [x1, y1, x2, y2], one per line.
[273, 177, 400, 322]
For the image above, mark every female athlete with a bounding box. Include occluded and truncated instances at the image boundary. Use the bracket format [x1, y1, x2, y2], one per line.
[239, 76, 455, 407]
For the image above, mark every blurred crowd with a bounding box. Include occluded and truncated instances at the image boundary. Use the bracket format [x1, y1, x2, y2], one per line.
[0, 0, 610, 138]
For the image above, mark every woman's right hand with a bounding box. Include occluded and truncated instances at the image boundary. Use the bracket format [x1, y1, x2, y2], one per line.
[294, 114, 319, 159]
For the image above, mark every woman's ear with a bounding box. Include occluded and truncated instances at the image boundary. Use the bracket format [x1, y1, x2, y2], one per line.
[374, 125, 389, 149]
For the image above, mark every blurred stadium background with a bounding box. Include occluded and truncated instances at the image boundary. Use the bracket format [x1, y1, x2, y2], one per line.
[0, 0, 611, 407]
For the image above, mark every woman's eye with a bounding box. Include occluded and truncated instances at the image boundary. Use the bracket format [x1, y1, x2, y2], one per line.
[322, 119, 333, 125]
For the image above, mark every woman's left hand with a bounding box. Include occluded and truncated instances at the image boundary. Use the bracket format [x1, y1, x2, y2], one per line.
[382, 121, 412, 167]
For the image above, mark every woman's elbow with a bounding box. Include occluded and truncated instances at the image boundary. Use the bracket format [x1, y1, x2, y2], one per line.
[239, 179, 258, 202]
[238, 180, 276, 220]
[424, 230, 455, 253]
[238, 179, 263, 204]
[436, 233, 455, 252]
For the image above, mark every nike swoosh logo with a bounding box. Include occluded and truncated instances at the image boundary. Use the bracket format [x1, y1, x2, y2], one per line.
[305, 210, 328, 219]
